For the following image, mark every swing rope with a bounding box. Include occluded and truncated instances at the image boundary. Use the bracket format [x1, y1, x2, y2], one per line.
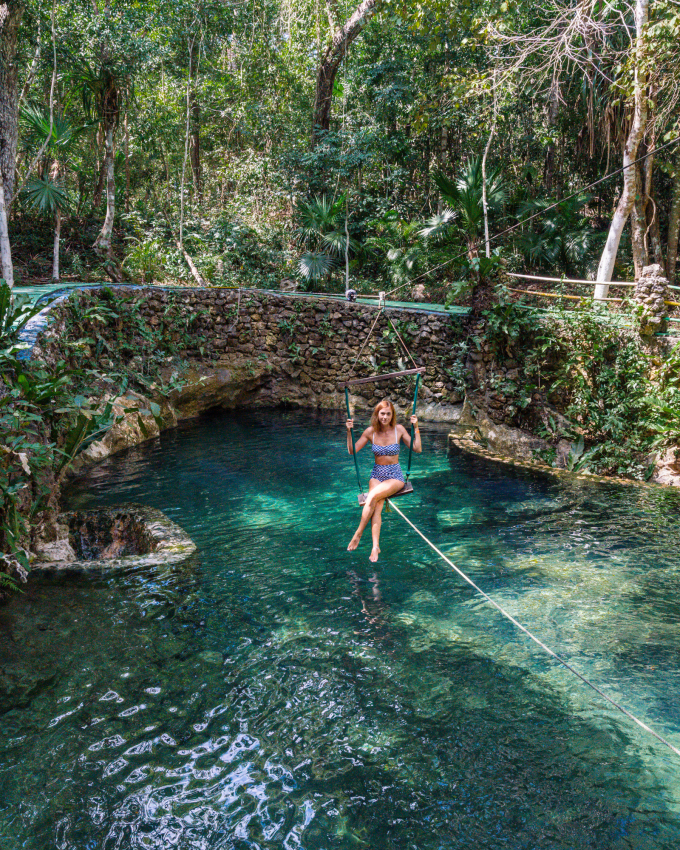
[387, 498, 680, 760]
[405, 372, 420, 482]
[385, 312, 419, 371]
[349, 306, 385, 377]
[345, 385, 363, 494]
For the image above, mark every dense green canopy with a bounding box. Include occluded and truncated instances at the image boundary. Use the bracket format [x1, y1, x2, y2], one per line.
[1, 0, 679, 293]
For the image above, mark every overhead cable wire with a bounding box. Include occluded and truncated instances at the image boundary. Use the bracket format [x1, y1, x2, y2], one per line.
[387, 498, 680, 759]
[386, 134, 680, 298]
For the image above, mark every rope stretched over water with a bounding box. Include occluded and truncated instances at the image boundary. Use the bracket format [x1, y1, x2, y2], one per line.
[386, 498, 680, 759]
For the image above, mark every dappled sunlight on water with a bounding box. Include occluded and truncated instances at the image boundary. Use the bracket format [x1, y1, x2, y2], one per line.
[2, 408, 680, 848]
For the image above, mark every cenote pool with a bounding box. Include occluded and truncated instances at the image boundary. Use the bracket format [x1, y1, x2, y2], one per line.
[2, 408, 680, 849]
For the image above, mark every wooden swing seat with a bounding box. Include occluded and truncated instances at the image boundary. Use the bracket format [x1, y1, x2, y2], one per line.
[358, 480, 413, 506]
[345, 367, 426, 387]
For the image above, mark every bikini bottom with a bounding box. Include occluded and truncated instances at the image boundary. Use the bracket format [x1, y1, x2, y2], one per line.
[370, 463, 405, 484]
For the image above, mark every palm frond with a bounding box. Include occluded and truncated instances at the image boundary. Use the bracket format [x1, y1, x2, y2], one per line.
[432, 172, 460, 205]
[298, 252, 335, 281]
[321, 229, 358, 256]
[418, 209, 457, 241]
[24, 177, 71, 215]
[21, 104, 87, 150]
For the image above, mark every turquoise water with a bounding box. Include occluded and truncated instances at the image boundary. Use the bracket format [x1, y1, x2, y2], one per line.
[2, 408, 680, 848]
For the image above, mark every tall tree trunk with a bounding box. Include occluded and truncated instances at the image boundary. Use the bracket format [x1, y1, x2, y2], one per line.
[544, 82, 559, 194]
[667, 165, 680, 284]
[594, 0, 649, 299]
[189, 38, 201, 199]
[93, 122, 115, 256]
[312, 0, 378, 145]
[0, 1, 24, 209]
[190, 99, 200, 198]
[52, 207, 60, 282]
[482, 63, 499, 259]
[630, 161, 647, 277]
[92, 125, 105, 209]
[0, 165, 13, 286]
[437, 125, 447, 213]
[124, 110, 130, 213]
[643, 146, 663, 268]
[0, 1, 24, 288]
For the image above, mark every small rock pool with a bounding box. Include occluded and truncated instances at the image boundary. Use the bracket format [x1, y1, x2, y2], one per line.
[2, 408, 680, 849]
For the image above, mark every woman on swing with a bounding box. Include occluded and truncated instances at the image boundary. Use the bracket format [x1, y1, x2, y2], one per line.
[346, 399, 421, 562]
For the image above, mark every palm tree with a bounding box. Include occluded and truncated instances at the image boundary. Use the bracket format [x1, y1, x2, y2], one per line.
[21, 106, 83, 281]
[516, 193, 602, 277]
[69, 56, 128, 260]
[431, 156, 507, 262]
[294, 194, 357, 288]
[24, 175, 70, 281]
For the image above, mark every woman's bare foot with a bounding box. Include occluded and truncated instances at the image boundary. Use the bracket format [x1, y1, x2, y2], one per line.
[347, 531, 362, 551]
[369, 545, 380, 563]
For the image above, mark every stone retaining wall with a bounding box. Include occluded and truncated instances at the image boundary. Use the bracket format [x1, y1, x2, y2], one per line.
[37, 287, 468, 418]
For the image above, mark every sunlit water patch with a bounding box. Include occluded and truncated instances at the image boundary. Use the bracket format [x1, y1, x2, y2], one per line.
[2, 408, 680, 848]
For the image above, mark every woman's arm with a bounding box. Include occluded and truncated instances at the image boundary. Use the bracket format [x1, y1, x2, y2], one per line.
[346, 421, 371, 454]
[398, 417, 422, 452]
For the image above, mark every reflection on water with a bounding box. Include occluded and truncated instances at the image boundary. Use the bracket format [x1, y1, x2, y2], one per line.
[2, 408, 680, 848]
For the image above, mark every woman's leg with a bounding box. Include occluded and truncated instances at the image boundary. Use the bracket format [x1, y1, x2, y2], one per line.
[348, 478, 403, 551]
[369, 499, 385, 562]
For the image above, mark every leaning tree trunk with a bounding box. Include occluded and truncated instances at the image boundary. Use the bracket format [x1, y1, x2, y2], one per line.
[94, 122, 116, 256]
[312, 0, 378, 145]
[594, 0, 649, 299]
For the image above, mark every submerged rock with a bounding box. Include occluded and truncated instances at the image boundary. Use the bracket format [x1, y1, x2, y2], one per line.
[197, 650, 223, 666]
[32, 504, 196, 571]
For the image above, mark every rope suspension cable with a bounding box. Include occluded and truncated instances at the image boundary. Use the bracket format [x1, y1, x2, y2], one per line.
[385, 134, 680, 300]
[386, 498, 680, 759]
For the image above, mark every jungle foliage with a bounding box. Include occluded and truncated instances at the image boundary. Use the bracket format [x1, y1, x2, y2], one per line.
[2, 0, 679, 293]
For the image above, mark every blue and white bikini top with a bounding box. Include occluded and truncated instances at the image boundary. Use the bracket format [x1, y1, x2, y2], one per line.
[371, 427, 400, 456]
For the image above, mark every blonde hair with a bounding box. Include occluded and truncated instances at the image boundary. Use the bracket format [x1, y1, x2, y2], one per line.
[370, 399, 397, 432]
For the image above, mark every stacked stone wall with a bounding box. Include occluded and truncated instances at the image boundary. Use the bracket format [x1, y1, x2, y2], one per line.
[37, 287, 468, 418]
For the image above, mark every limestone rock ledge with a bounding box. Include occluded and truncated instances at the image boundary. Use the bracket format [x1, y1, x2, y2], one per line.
[65, 357, 270, 478]
[32, 505, 196, 571]
[448, 399, 549, 462]
[651, 447, 680, 488]
[65, 357, 469, 481]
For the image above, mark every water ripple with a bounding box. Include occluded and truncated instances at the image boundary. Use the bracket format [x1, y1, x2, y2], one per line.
[2, 410, 680, 848]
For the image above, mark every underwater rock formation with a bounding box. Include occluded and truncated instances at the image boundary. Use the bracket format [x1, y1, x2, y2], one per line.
[32, 504, 196, 570]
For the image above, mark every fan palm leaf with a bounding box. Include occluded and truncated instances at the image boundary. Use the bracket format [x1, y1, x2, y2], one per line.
[321, 229, 359, 256]
[418, 209, 457, 241]
[298, 252, 335, 281]
[20, 105, 87, 151]
[24, 177, 71, 215]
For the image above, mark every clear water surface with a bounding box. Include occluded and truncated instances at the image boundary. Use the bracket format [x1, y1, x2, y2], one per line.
[2, 408, 680, 849]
